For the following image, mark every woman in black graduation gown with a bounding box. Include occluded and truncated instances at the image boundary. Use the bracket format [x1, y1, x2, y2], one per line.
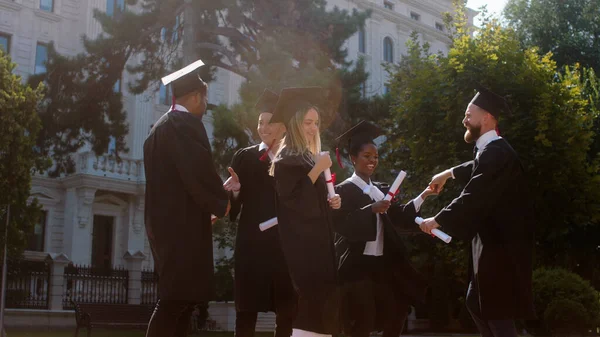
[333, 121, 435, 337]
[269, 87, 342, 337]
[223, 89, 296, 337]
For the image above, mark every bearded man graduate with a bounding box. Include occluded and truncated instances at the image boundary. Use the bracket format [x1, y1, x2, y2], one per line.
[144, 60, 231, 337]
[419, 86, 536, 337]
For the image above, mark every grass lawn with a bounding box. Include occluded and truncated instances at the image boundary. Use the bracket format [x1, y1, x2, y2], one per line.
[5, 330, 276, 337]
[4, 331, 481, 337]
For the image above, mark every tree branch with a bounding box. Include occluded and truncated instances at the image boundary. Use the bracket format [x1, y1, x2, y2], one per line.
[197, 42, 240, 67]
[207, 60, 249, 79]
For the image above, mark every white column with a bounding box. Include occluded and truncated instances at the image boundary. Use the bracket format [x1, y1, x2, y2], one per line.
[46, 253, 71, 310]
[124, 250, 146, 305]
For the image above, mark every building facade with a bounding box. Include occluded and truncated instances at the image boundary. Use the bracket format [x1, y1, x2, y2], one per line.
[1, 0, 474, 272]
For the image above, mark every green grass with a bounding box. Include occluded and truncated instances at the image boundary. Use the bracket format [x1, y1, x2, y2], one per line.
[5, 330, 274, 337]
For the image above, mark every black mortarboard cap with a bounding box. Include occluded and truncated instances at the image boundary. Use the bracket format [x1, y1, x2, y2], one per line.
[469, 85, 510, 119]
[269, 87, 327, 125]
[161, 60, 206, 99]
[334, 120, 383, 168]
[255, 89, 280, 114]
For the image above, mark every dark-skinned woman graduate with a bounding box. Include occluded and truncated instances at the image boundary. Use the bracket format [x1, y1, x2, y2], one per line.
[332, 121, 435, 337]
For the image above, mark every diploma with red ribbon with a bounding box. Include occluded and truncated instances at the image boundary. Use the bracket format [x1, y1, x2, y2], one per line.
[383, 170, 406, 201]
[323, 168, 336, 199]
[320, 152, 337, 199]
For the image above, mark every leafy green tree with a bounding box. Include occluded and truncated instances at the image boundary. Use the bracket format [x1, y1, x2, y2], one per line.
[0, 50, 49, 257]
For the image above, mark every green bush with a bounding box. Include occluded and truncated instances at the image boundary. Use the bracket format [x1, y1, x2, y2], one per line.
[543, 299, 587, 336]
[532, 268, 600, 335]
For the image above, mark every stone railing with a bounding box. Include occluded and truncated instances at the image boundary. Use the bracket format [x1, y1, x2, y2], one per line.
[75, 152, 144, 182]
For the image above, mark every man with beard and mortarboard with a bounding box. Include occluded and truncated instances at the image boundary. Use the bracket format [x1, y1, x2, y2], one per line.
[222, 89, 296, 337]
[144, 60, 230, 337]
[418, 86, 536, 337]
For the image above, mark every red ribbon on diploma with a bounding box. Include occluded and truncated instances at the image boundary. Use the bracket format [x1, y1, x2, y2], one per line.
[387, 188, 400, 202]
[326, 173, 336, 185]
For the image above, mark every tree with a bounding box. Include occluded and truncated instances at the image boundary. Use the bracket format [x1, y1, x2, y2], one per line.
[28, 45, 128, 177]
[0, 50, 49, 258]
[504, 0, 600, 73]
[384, 0, 600, 323]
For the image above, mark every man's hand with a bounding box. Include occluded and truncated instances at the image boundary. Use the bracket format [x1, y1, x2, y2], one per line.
[328, 194, 342, 210]
[419, 217, 440, 235]
[429, 169, 453, 194]
[223, 167, 241, 192]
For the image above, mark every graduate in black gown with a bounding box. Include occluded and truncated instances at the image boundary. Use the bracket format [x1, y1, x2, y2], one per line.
[269, 87, 342, 337]
[222, 89, 296, 337]
[143, 60, 230, 337]
[419, 87, 536, 337]
[333, 121, 433, 337]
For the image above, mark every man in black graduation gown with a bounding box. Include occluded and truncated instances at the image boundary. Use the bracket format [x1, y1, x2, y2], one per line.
[223, 89, 296, 337]
[419, 86, 536, 337]
[144, 60, 230, 337]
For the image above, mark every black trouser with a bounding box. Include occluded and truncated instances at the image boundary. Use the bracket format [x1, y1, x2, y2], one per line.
[235, 279, 296, 337]
[341, 264, 410, 337]
[466, 281, 518, 337]
[145, 299, 196, 337]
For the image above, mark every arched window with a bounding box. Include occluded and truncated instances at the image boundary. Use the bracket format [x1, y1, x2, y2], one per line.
[358, 28, 366, 53]
[383, 37, 394, 63]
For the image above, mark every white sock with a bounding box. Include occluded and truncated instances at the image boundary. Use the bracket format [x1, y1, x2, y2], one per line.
[291, 328, 332, 337]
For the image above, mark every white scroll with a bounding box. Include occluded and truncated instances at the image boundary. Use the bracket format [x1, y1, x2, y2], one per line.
[259, 217, 278, 231]
[415, 217, 452, 243]
[384, 170, 407, 201]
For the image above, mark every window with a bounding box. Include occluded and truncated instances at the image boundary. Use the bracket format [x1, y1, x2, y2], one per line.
[358, 27, 366, 53]
[27, 211, 46, 252]
[106, 0, 125, 17]
[113, 78, 121, 93]
[159, 83, 172, 106]
[160, 27, 167, 42]
[435, 22, 444, 32]
[0, 34, 10, 54]
[40, 0, 53, 12]
[108, 136, 116, 154]
[35, 43, 48, 74]
[172, 13, 184, 44]
[383, 37, 393, 63]
[384, 1, 394, 10]
[410, 12, 420, 21]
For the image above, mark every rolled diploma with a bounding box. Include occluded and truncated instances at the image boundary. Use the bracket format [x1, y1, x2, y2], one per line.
[415, 217, 452, 243]
[323, 168, 336, 198]
[259, 217, 278, 231]
[383, 170, 407, 201]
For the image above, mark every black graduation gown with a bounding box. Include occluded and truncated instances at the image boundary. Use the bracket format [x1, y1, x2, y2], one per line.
[435, 138, 536, 320]
[229, 145, 294, 312]
[144, 110, 229, 302]
[273, 152, 338, 333]
[333, 180, 427, 319]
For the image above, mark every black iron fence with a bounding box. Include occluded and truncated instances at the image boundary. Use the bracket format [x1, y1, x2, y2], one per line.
[5, 259, 51, 309]
[62, 264, 129, 309]
[141, 269, 158, 305]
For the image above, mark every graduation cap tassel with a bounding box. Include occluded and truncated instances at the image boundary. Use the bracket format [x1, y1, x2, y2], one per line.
[336, 147, 344, 169]
[171, 92, 176, 111]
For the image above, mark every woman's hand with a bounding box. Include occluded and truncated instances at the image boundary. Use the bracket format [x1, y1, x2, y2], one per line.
[328, 194, 342, 210]
[371, 200, 391, 214]
[419, 185, 439, 200]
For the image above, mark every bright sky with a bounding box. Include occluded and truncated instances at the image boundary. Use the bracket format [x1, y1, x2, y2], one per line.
[467, 0, 509, 26]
